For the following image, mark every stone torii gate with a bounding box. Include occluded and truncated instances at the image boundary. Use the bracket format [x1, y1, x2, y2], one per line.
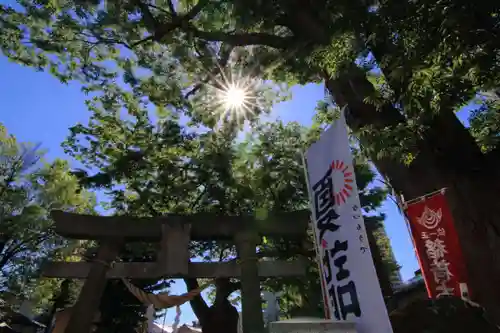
[43, 210, 309, 333]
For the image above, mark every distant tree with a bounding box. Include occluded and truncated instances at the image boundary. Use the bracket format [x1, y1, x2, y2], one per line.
[0, 123, 94, 313]
[245, 119, 398, 318]
[61, 93, 398, 331]
[96, 278, 169, 333]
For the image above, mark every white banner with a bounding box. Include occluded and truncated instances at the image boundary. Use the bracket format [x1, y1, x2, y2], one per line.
[305, 110, 393, 333]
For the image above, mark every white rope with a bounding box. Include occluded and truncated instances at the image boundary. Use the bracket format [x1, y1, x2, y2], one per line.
[172, 306, 182, 333]
[145, 304, 155, 333]
[161, 309, 168, 333]
[237, 312, 243, 333]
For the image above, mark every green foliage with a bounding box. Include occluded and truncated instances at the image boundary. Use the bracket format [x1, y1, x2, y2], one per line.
[2, 0, 499, 163]
[362, 1, 500, 160]
[0, 123, 94, 313]
[29, 278, 82, 317]
[60, 78, 398, 319]
[468, 95, 500, 153]
[96, 278, 169, 333]
[310, 32, 359, 79]
[253, 122, 399, 317]
[3, 0, 500, 324]
[0, 0, 412, 322]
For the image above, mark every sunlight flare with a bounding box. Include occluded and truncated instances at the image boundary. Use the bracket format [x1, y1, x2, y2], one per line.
[196, 56, 267, 129]
[222, 84, 247, 110]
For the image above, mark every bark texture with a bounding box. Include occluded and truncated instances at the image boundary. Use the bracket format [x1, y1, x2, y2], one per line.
[184, 278, 239, 333]
[324, 71, 500, 320]
[282, 2, 500, 320]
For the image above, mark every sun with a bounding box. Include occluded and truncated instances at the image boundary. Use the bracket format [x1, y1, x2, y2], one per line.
[192, 51, 270, 130]
[222, 84, 247, 109]
[203, 74, 261, 129]
[331, 159, 354, 205]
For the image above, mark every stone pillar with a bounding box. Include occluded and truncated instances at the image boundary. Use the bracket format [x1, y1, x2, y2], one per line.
[235, 231, 264, 333]
[262, 291, 280, 325]
[159, 222, 191, 276]
[64, 240, 122, 333]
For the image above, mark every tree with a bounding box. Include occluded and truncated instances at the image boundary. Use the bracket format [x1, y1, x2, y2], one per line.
[0, 123, 94, 314]
[184, 278, 240, 333]
[243, 119, 399, 318]
[37, 279, 77, 333]
[60, 82, 398, 330]
[2, 2, 499, 315]
[95, 276, 169, 333]
[63, 100, 243, 332]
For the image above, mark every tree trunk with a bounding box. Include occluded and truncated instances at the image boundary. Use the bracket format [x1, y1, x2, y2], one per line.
[324, 72, 500, 321]
[44, 280, 72, 333]
[185, 278, 239, 333]
[65, 241, 121, 333]
[201, 300, 239, 333]
[438, 176, 500, 323]
[281, 0, 500, 320]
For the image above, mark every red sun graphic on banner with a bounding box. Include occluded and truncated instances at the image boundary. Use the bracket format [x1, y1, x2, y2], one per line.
[330, 160, 354, 205]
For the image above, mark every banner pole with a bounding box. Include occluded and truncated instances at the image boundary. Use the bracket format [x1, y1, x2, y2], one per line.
[403, 187, 447, 206]
[300, 151, 331, 320]
[397, 194, 433, 298]
[396, 194, 415, 252]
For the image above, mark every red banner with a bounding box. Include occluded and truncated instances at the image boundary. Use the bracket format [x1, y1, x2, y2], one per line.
[405, 191, 471, 299]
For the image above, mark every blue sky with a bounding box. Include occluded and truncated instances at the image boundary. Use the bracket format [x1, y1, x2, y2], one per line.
[0, 55, 421, 325]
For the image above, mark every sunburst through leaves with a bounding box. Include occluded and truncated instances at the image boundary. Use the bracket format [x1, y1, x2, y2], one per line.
[201, 64, 267, 129]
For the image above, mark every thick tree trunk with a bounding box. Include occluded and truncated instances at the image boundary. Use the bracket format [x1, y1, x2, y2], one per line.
[286, 0, 500, 320]
[439, 176, 500, 323]
[201, 300, 239, 333]
[185, 278, 239, 333]
[324, 72, 500, 321]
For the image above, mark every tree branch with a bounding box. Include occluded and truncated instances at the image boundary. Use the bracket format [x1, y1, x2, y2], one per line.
[188, 185, 208, 211]
[167, 0, 177, 17]
[184, 278, 209, 325]
[187, 27, 294, 48]
[131, 36, 155, 48]
[133, 0, 177, 45]
[145, 3, 174, 17]
[183, 0, 210, 21]
[135, 0, 159, 30]
[214, 278, 235, 302]
[228, 281, 241, 294]
[133, 0, 212, 47]
[132, 0, 294, 52]
[218, 247, 226, 262]
[184, 44, 234, 99]
[0, 232, 51, 270]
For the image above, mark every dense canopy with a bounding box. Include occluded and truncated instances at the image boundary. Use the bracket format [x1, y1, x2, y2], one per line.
[1, 0, 500, 328]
